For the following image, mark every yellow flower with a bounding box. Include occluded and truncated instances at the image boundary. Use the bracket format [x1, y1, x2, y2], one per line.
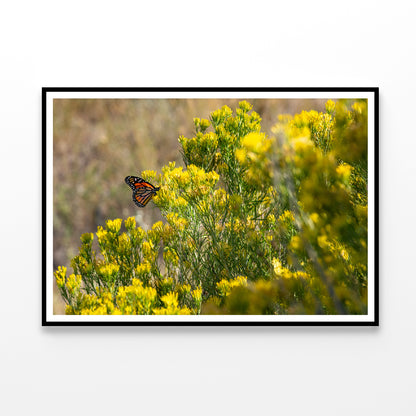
[272, 258, 283, 275]
[207, 170, 220, 185]
[167, 213, 188, 232]
[351, 102, 364, 114]
[234, 276, 247, 286]
[238, 100, 253, 113]
[66, 274, 82, 294]
[80, 232, 93, 244]
[310, 213, 319, 224]
[235, 147, 247, 164]
[162, 223, 174, 243]
[116, 280, 158, 315]
[54, 266, 67, 288]
[192, 287, 203, 303]
[272, 258, 293, 279]
[241, 132, 266, 152]
[279, 210, 295, 223]
[150, 221, 164, 240]
[98, 264, 119, 281]
[325, 100, 335, 114]
[289, 235, 303, 251]
[175, 196, 188, 208]
[136, 261, 152, 276]
[317, 234, 329, 249]
[96, 226, 108, 243]
[65, 305, 75, 314]
[266, 214, 276, 225]
[293, 271, 309, 279]
[336, 163, 352, 181]
[164, 247, 179, 266]
[106, 218, 122, 234]
[199, 118, 210, 131]
[153, 306, 192, 315]
[177, 170, 190, 188]
[125, 216, 136, 231]
[291, 135, 314, 153]
[211, 105, 232, 124]
[141, 170, 157, 181]
[161, 292, 178, 307]
[186, 237, 197, 252]
[118, 233, 130, 253]
[216, 276, 247, 297]
[179, 284, 191, 294]
[340, 249, 349, 261]
[225, 218, 243, 233]
[157, 277, 175, 294]
[142, 240, 154, 258]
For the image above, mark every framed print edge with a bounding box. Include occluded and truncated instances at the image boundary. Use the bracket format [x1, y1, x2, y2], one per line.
[42, 87, 379, 327]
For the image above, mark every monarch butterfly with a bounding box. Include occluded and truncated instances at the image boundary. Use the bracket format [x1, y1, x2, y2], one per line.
[125, 176, 160, 208]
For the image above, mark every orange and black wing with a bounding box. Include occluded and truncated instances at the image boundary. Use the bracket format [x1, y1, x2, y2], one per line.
[132, 188, 156, 207]
[125, 176, 154, 191]
[125, 176, 160, 208]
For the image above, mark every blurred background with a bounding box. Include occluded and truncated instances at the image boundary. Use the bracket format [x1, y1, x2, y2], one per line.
[53, 97, 327, 313]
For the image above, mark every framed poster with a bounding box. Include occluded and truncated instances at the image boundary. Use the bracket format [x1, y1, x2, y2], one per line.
[42, 88, 378, 326]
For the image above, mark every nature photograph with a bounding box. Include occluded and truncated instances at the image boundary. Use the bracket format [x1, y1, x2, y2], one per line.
[44, 89, 376, 324]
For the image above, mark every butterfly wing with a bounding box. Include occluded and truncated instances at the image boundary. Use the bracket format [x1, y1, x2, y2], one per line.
[125, 176, 150, 191]
[125, 176, 160, 208]
[132, 188, 156, 207]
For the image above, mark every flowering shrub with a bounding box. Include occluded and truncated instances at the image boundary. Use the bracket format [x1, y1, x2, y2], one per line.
[55, 100, 368, 315]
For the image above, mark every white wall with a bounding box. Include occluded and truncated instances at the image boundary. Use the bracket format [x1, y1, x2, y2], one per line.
[1, 1, 414, 415]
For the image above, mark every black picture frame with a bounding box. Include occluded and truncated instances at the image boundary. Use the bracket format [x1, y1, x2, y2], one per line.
[42, 87, 379, 326]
